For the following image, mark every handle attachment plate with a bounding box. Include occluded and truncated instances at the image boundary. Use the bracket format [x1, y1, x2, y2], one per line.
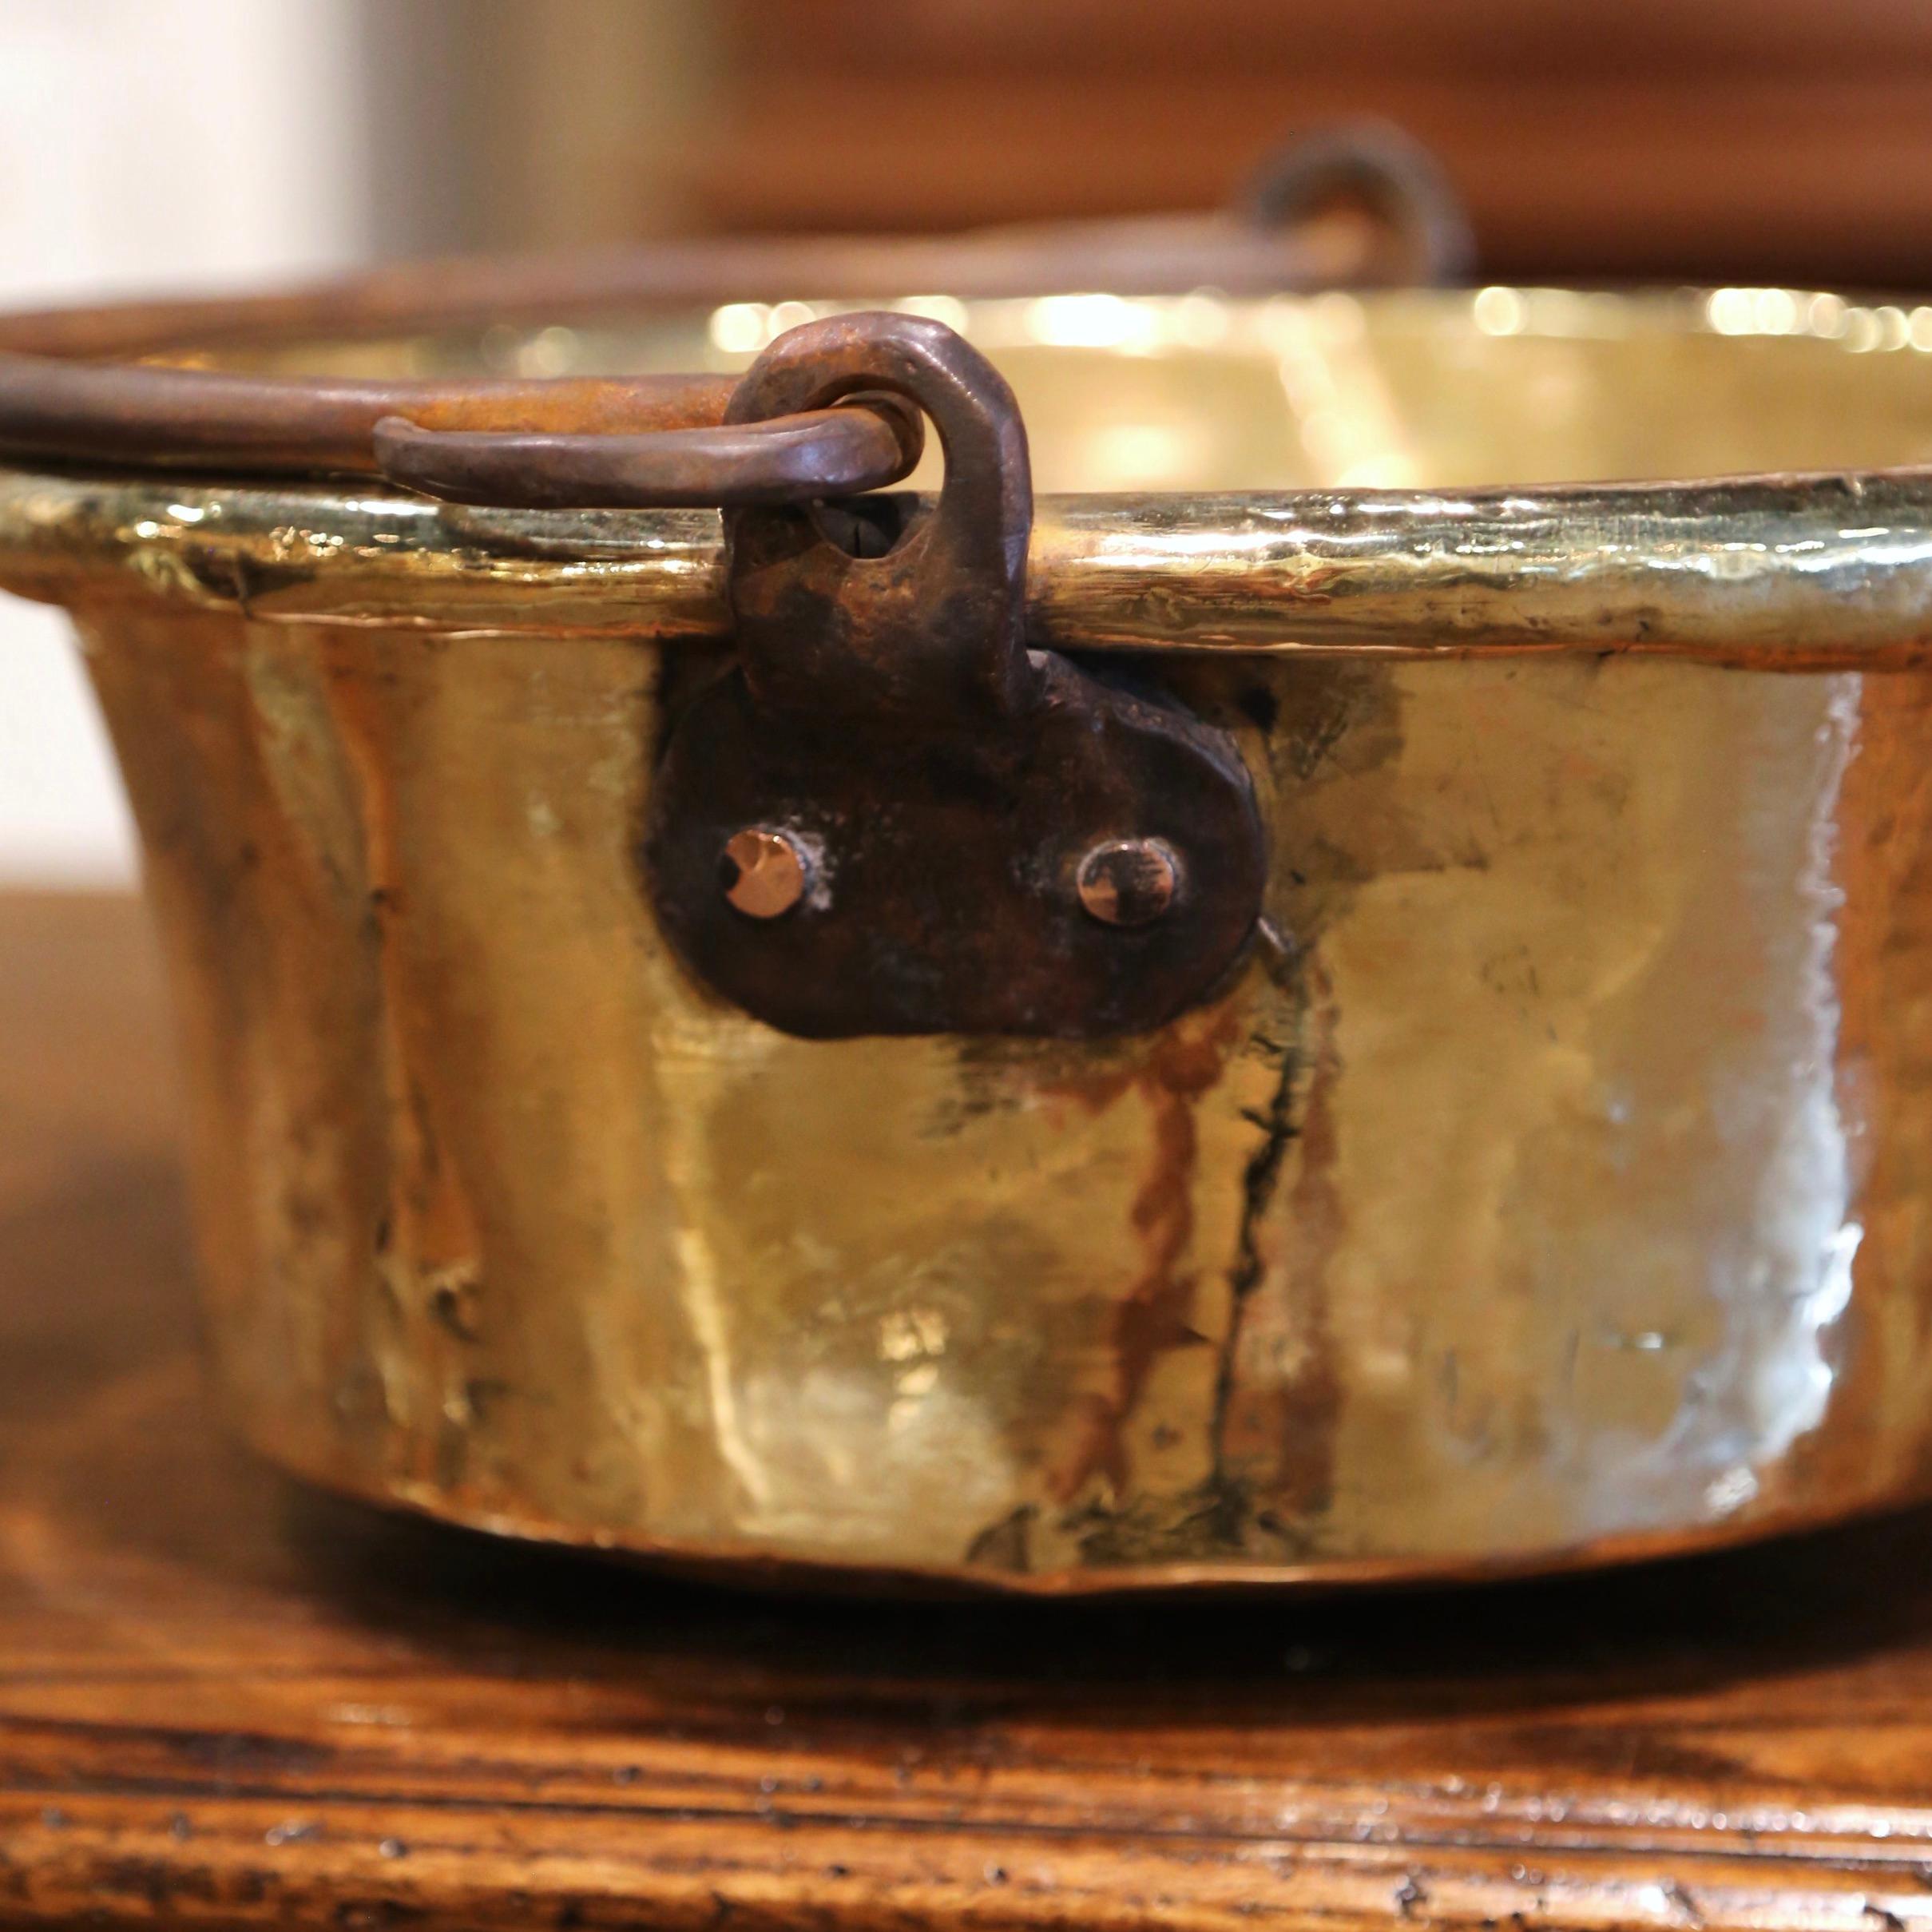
[644, 313, 1267, 1040]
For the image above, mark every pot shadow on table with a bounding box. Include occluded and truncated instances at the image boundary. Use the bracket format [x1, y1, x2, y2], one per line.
[277, 1461, 1932, 1740]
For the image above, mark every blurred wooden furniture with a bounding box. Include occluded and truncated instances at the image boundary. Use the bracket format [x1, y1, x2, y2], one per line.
[370, 0, 1932, 283]
[10, 887, 1932, 1928]
[681, 0, 1932, 284]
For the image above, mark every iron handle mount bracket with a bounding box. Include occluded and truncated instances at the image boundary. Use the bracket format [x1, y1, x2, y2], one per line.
[641, 311, 1268, 1041]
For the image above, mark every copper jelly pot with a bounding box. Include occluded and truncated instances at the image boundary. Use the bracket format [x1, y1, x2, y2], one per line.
[5, 146, 1930, 1593]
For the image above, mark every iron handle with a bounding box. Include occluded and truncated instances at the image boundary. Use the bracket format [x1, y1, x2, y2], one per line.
[371, 125, 1469, 516]
[0, 124, 1468, 498]
[372, 399, 923, 510]
[0, 355, 739, 476]
[1244, 118, 1474, 286]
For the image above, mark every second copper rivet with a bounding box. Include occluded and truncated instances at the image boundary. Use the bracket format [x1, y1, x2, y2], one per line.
[720, 827, 810, 918]
[1077, 839, 1180, 926]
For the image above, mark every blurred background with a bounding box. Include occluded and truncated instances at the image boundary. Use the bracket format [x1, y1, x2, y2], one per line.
[8, 0, 1932, 883]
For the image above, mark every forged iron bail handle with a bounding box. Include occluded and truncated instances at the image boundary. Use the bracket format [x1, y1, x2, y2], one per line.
[372, 134, 1468, 517]
[371, 394, 924, 510]
[1244, 119, 1475, 284]
[0, 116, 1463, 483]
[0, 352, 745, 476]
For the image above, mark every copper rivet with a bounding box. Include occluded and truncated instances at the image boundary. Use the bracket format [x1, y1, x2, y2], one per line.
[720, 828, 810, 918]
[1077, 839, 1179, 926]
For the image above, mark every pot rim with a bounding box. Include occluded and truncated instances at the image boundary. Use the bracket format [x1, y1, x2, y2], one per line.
[7, 280, 1932, 667]
[5, 464, 1931, 671]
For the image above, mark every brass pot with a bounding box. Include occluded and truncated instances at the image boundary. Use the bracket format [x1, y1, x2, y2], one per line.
[6, 254, 1932, 1593]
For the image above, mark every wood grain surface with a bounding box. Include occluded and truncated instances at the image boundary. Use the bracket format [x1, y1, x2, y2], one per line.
[10, 891, 1932, 1930]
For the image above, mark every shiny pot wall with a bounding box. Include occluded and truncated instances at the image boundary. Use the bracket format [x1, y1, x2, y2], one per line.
[7, 287, 1932, 1591]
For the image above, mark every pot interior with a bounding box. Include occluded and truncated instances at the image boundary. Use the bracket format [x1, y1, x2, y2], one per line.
[158, 287, 1932, 492]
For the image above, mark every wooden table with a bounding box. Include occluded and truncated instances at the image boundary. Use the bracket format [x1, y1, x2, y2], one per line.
[9, 891, 1932, 1930]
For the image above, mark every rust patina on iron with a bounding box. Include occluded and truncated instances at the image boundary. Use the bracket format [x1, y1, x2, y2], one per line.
[645, 314, 1268, 1039]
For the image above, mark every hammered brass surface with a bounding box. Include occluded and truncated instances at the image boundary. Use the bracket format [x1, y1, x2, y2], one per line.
[73, 608, 1932, 1587]
[19, 288, 1932, 1586]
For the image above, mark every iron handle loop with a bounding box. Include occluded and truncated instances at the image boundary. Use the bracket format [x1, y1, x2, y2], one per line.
[1244, 119, 1474, 285]
[371, 396, 923, 510]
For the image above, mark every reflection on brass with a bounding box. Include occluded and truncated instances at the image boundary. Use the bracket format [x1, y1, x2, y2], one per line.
[11, 288, 1932, 1589]
[1077, 839, 1179, 927]
[721, 829, 808, 920]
